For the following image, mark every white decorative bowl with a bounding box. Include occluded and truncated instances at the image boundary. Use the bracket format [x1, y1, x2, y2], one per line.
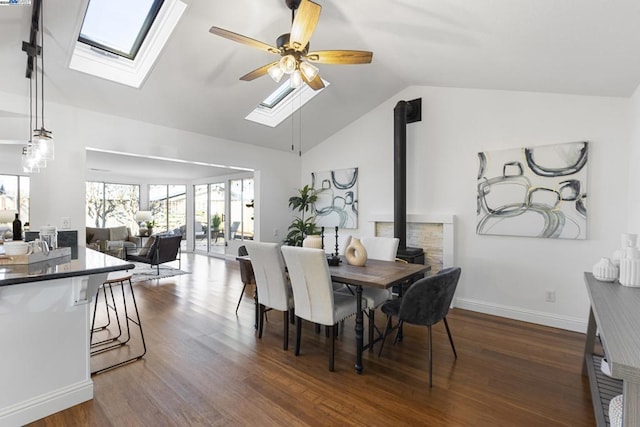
[592, 257, 618, 282]
[3, 241, 30, 256]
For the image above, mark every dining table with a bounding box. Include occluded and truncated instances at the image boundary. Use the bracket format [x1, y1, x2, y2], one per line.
[237, 253, 430, 374]
[329, 257, 430, 374]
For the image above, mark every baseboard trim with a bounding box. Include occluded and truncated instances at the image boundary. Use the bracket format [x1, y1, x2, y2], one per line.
[454, 298, 587, 333]
[0, 380, 93, 426]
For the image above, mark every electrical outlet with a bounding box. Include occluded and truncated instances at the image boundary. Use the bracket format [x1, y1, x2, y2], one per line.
[545, 290, 556, 303]
[62, 217, 71, 229]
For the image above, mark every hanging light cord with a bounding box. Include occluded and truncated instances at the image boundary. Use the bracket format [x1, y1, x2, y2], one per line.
[40, 0, 45, 129]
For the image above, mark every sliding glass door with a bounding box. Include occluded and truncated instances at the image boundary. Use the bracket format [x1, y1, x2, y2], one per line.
[193, 177, 253, 256]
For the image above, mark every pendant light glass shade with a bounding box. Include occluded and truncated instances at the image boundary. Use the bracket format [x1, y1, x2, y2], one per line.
[299, 61, 319, 81]
[268, 63, 285, 82]
[33, 128, 54, 161]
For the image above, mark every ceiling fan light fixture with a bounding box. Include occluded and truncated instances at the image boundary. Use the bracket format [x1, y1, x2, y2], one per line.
[279, 54, 297, 74]
[289, 69, 303, 88]
[299, 60, 319, 81]
[268, 63, 285, 82]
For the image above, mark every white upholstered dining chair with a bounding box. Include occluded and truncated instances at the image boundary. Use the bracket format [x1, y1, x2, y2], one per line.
[280, 246, 360, 371]
[245, 242, 294, 350]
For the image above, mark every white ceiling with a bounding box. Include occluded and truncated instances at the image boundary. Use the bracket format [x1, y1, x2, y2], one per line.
[2, 0, 640, 158]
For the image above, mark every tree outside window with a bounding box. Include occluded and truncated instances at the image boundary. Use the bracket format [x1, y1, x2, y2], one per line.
[86, 182, 139, 229]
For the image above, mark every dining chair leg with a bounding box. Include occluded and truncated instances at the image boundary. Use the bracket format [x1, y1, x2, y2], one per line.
[283, 310, 289, 351]
[377, 315, 393, 358]
[443, 317, 457, 358]
[315, 324, 321, 334]
[428, 324, 433, 388]
[329, 325, 335, 372]
[393, 320, 404, 344]
[295, 316, 302, 356]
[258, 304, 265, 339]
[290, 308, 295, 324]
[235, 283, 247, 314]
[254, 290, 259, 330]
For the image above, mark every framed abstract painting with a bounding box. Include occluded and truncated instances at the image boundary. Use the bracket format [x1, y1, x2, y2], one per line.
[477, 141, 588, 239]
[312, 167, 358, 229]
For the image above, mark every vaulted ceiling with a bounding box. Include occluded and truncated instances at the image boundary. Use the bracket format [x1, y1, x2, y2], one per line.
[2, 0, 640, 159]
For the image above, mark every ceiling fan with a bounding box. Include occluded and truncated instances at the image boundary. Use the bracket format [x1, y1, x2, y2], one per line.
[209, 0, 373, 91]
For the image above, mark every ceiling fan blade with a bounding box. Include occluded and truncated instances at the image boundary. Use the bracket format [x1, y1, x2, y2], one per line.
[301, 72, 325, 91]
[240, 61, 278, 81]
[209, 26, 280, 54]
[289, 0, 321, 52]
[306, 50, 373, 65]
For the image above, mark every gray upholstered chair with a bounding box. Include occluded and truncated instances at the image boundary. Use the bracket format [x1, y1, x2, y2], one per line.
[245, 241, 293, 350]
[378, 267, 462, 387]
[281, 246, 361, 371]
[236, 245, 255, 315]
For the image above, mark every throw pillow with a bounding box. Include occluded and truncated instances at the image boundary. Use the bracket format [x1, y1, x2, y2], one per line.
[138, 236, 156, 256]
[109, 226, 129, 242]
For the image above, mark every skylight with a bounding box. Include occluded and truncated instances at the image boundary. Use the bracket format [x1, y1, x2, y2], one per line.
[78, 0, 164, 60]
[69, 0, 186, 88]
[246, 79, 329, 127]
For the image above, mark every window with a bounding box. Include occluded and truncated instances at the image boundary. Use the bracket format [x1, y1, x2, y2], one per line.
[86, 182, 140, 228]
[69, 0, 186, 88]
[79, 0, 164, 60]
[149, 184, 186, 234]
[0, 174, 30, 224]
[245, 79, 329, 127]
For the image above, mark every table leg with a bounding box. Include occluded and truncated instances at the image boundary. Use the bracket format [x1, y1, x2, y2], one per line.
[355, 285, 363, 374]
[582, 307, 597, 376]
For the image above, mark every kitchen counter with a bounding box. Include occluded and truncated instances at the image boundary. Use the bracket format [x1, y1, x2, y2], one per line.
[0, 246, 134, 286]
[0, 247, 135, 426]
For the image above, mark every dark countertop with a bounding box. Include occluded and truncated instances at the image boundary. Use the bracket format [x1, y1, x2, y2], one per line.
[0, 247, 135, 287]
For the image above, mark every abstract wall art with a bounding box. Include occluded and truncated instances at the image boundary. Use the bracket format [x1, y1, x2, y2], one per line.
[312, 167, 358, 229]
[477, 141, 588, 239]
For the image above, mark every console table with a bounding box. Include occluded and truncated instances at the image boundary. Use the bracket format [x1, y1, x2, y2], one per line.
[583, 272, 640, 426]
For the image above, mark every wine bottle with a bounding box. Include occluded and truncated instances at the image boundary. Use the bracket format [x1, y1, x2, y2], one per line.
[12, 213, 22, 241]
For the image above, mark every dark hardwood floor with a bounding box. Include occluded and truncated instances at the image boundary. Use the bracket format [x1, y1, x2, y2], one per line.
[29, 253, 595, 426]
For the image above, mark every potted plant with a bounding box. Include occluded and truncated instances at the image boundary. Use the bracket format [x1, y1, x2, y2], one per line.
[145, 220, 156, 236]
[285, 184, 321, 246]
[211, 213, 222, 231]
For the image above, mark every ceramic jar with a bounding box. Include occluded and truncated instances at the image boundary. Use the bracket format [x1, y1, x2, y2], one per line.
[345, 237, 367, 266]
[620, 245, 640, 287]
[302, 235, 323, 249]
[612, 233, 638, 266]
[592, 258, 618, 282]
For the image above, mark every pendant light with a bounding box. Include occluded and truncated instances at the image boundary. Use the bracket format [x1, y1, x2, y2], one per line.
[33, 0, 54, 162]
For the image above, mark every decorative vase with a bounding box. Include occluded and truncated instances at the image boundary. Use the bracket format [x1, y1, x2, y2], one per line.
[345, 237, 367, 266]
[612, 233, 638, 266]
[592, 258, 618, 282]
[302, 235, 323, 249]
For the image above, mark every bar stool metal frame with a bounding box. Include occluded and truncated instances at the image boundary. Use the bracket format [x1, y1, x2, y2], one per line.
[90, 274, 147, 375]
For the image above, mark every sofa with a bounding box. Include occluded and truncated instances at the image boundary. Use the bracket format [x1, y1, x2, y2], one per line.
[86, 226, 138, 251]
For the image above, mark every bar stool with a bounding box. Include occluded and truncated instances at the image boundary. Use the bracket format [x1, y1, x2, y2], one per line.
[90, 274, 147, 374]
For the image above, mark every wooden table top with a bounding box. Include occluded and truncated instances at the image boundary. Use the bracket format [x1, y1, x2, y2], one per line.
[329, 258, 430, 289]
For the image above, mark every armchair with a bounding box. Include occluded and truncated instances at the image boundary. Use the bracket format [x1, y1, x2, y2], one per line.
[125, 234, 182, 274]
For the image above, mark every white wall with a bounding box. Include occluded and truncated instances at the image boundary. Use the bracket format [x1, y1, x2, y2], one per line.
[0, 90, 300, 249]
[628, 86, 640, 233]
[303, 86, 630, 332]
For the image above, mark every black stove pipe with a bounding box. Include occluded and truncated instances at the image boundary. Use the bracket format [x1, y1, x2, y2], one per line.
[394, 101, 409, 252]
[393, 98, 423, 258]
